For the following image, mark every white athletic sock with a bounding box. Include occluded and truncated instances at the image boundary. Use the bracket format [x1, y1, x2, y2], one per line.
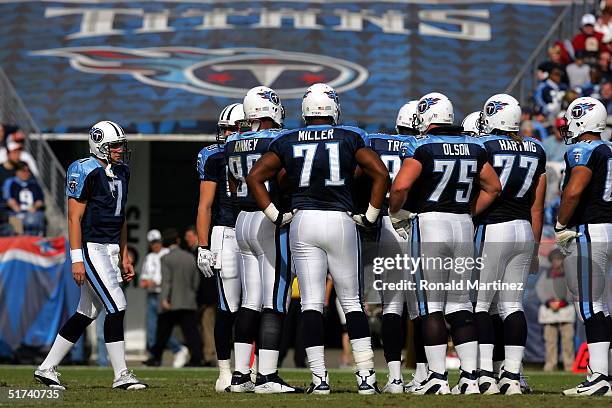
[350, 337, 374, 371]
[387, 360, 402, 381]
[478, 343, 494, 372]
[306, 345, 326, 377]
[39, 335, 74, 370]
[424, 344, 447, 375]
[587, 341, 610, 375]
[218, 359, 231, 376]
[258, 349, 279, 376]
[234, 342, 252, 375]
[493, 360, 503, 374]
[504, 345, 524, 374]
[105, 341, 128, 379]
[455, 341, 478, 373]
[415, 362, 428, 383]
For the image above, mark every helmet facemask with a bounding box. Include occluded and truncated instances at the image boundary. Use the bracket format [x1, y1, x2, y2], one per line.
[104, 140, 131, 165]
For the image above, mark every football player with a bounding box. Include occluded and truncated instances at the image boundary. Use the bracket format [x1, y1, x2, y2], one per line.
[35, 121, 147, 390]
[360, 101, 419, 393]
[246, 83, 389, 394]
[556, 97, 612, 396]
[473, 94, 547, 395]
[389, 92, 501, 395]
[224, 87, 301, 393]
[196, 103, 244, 392]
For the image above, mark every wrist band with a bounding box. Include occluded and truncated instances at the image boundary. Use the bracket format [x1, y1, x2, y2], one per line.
[70, 249, 83, 264]
[365, 204, 380, 223]
[263, 203, 280, 222]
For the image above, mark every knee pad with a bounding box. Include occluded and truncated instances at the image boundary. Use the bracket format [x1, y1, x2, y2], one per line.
[337, 296, 363, 315]
[474, 301, 492, 315]
[104, 310, 125, 343]
[59, 312, 94, 343]
[498, 302, 523, 320]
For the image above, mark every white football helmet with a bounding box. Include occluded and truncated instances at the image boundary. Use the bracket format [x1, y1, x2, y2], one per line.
[561, 97, 607, 144]
[302, 83, 340, 124]
[462, 111, 483, 136]
[88, 120, 129, 164]
[217, 103, 245, 143]
[415, 92, 454, 133]
[395, 101, 419, 134]
[482, 94, 521, 133]
[243, 86, 284, 129]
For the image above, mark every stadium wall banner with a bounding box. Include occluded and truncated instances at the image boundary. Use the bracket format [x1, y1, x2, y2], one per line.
[0, 1, 566, 134]
[0, 236, 74, 357]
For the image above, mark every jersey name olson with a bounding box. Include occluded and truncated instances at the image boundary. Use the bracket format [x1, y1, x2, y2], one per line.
[442, 143, 471, 156]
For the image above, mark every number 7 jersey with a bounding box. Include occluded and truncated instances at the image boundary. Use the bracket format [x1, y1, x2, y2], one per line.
[268, 124, 366, 212]
[399, 129, 488, 215]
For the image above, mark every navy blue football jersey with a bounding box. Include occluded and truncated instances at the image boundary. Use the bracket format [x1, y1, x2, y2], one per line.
[66, 157, 129, 244]
[474, 135, 547, 225]
[268, 125, 366, 212]
[354, 133, 412, 214]
[562, 140, 612, 227]
[399, 127, 487, 214]
[197, 144, 238, 228]
[225, 129, 282, 211]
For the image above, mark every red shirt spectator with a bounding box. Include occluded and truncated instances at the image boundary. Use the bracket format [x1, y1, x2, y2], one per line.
[573, 14, 604, 62]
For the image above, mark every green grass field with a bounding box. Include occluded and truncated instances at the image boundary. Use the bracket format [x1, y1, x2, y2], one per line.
[0, 366, 610, 408]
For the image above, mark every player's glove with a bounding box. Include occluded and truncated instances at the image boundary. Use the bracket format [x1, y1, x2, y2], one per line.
[389, 209, 417, 240]
[263, 203, 294, 227]
[197, 247, 214, 278]
[351, 204, 381, 229]
[554, 221, 581, 254]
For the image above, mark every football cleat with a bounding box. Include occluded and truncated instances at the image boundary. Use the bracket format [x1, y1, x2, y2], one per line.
[355, 370, 380, 395]
[254, 372, 304, 394]
[451, 369, 480, 395]
[229, 371, 255, 393]
[478, 370, 500, 395]
[215, 371, 232, 393]
[34, 367, 65, 390]
[519, 372, 532, 394]
[306, 372, 331, 395]
[112, 369, 148, 390]
[411, 371, 451, 395]
[404, 373, 423, 393]
[562, 367, 611, 396]
[382, 377, 404, 394]
[498, 370, 522, 395]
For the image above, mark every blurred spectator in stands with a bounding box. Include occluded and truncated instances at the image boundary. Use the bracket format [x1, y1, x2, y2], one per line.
[566, 50, 591, 89]
[184, 225, 216, 366]
[596, 7, 612, 44]
[596, 51, 611, 80]
[537, 249, 575, 372]
[0, 127, 38, 176]
[599, 80, 612, 114]
[3, 162, 45, 236]
[581, 66, 603, 98]
[573, 14, 604, 63]
[543, 117, 568, 162]
[534, 67, 567, 121]
[532, 110, 551, 140]
[0, 141, 22, 236]
[140, 229, 189, 367]
[520, 120, 536, 139]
